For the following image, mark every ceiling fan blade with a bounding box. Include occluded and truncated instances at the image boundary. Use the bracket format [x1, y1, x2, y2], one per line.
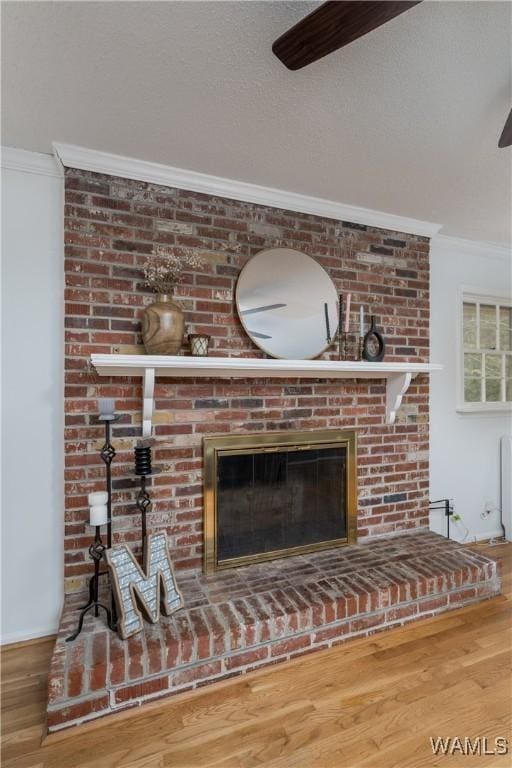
[273, 1, 422, 71]
[498, 109, 512, 148]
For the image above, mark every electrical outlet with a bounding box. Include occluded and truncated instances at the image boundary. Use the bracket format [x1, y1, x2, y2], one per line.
[480, 500, 495, 519]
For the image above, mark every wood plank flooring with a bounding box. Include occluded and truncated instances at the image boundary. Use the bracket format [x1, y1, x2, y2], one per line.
[2, 542, 511, 768]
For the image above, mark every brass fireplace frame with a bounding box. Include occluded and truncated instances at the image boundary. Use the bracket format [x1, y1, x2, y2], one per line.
[203, 429, 358, 574]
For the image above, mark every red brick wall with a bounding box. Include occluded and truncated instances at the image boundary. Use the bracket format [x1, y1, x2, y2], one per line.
[64, 168, 430, 593]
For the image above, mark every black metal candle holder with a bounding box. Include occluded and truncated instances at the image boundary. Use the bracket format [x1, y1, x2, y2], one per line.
[66, 527, 115, 642]
[100, 409, 119, 625]
[66, 401, 119, 641]
[135, 443, 152, 548]
[429, 498, 455, 539]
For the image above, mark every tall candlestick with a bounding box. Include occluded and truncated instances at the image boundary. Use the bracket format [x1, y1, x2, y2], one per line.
[344, 293, 351, 333]
[66, 414, 117, 642]
[360, 306, 364, 337]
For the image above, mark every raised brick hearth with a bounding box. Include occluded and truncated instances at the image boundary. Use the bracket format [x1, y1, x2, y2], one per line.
[47, 531, 500, 732]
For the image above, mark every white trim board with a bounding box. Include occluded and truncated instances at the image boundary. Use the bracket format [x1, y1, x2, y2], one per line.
[1, 146, 63, 178]
[53, 142, 441, 238]
[91, 354, 442, 378]
[432, 235, 511, 261]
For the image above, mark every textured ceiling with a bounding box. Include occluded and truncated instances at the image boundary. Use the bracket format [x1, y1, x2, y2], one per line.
[2, 1, 511, 244]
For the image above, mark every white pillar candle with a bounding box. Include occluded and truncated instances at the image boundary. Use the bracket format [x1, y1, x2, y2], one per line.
[360, 306, 364, 337]
[88, 491, 108, 506]
[98, 398, 116, 420]
[90, 504, 108, 527]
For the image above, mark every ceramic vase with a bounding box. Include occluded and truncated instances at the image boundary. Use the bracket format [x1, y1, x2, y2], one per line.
[141, 294, 184, 355]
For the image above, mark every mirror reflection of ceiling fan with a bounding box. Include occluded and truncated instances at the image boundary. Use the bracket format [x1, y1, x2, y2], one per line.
[272, 1, 512, 148]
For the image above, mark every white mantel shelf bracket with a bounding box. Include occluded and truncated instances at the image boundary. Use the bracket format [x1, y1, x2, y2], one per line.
[91, 354, 442, 436]
[142, 368, 155, 438]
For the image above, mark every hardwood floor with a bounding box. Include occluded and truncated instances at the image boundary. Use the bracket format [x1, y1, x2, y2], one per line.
[2, 543, 511, 768]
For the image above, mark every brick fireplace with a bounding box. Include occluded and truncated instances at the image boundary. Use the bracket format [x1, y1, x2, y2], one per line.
[47, 168, 500, 732]
[63, 168, 431, 591]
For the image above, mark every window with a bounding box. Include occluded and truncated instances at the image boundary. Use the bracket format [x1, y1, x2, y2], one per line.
[460, 292, 512, 411]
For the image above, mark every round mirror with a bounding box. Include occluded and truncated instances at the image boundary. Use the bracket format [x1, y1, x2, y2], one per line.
[236, 248, 339, 360]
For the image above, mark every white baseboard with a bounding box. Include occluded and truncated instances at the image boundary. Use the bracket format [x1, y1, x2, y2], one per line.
[470, 529, 508, 543]
[0, 624, 58, 646]
[450, 528, 507, 544]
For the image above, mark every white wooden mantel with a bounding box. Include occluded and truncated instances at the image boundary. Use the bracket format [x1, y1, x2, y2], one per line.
[91, 354, 442, 437]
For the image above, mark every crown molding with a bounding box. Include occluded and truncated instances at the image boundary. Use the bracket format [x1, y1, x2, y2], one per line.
[1, 146, 63, 178]
[53, 142, 442, 239]
[431, 234, 511, 261]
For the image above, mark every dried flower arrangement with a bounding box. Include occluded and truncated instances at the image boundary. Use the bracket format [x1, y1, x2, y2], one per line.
[143, 248, 204, 295]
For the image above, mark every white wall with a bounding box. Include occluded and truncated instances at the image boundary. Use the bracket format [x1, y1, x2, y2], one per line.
[430, 236, 512, 543]
[1, 147, 64, 643]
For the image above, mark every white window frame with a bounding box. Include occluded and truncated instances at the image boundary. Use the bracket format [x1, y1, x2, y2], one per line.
[456, 286, 512, 414]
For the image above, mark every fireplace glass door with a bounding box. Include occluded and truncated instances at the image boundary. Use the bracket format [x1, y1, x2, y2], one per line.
[203, 430, 357, 572]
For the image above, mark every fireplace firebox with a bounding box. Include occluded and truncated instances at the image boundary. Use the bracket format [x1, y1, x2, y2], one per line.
[203, 430, 357, 572]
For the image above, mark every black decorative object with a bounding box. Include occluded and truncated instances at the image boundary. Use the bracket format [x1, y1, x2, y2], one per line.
[324, 302, 331, 344]
[338, 294, 344, 360]
[66, 399, 119, 642]
[99, 399, 119, 626]
[135, 442, 152, 547]
[66, 525, 116, 642]
[99, 399, 119, 551]
[429, 498, 455, 539]
[362, 316, 386, 362]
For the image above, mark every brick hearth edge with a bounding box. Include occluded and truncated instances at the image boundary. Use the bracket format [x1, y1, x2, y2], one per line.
[47, 531, 500, 732]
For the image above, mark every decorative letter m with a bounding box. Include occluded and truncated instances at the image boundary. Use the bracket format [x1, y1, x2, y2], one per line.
[106, 533, 184, 639]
